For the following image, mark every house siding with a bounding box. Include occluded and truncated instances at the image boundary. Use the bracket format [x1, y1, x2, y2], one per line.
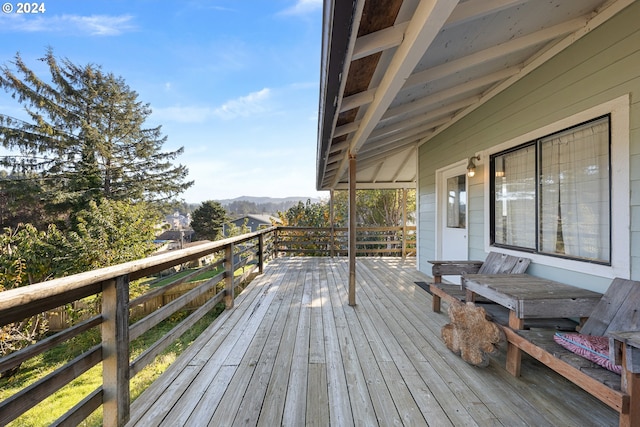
[418, 2, 640, 292]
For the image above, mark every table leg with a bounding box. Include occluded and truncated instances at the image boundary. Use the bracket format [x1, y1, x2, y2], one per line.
[506, 310, 524, 377]
[508, 311, 524, 329]
[431, 275, 443, 312]
[465, 289, 475, 303]
[432, 293, 441, 312]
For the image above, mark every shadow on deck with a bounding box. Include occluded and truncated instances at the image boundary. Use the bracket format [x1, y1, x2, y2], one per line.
[127, 257, 616, 426]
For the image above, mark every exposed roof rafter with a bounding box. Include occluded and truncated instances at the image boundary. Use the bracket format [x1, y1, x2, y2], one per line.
[403, 17, 587, 90]
[317, 0, 634, 191]
[420, 0, 636, 145]
[352, 22, 409, 61]
[382, 66, 520, 122]
[331, 0, 461, 188]
[340, 88, 376, 113]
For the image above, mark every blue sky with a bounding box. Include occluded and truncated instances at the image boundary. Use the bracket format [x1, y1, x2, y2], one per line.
[0, 0, 324, 203]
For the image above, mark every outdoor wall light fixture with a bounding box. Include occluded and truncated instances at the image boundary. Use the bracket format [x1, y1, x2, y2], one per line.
[467, 155, 480, 177]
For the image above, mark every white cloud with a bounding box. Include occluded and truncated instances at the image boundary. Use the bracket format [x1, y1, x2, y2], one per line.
[151, 105, 215, 124]
[213, 88, 272, 120]
[151, 88, 273, 123]
[280, 0, 322, 16]
[0, 14, 136, 36]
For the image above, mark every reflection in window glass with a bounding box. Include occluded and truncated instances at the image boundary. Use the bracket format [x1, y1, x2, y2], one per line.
[539, 117, 610, 262]
[447, 175, 466, 229]
[493, 146, 536, 249]
[491, 116, 610, 264]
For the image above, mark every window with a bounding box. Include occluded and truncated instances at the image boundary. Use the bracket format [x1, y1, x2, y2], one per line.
[490, 116, 610, 264]
[446, 174, 466, 229]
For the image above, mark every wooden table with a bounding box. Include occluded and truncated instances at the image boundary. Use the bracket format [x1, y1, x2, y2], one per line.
[462, 273, 602, 375]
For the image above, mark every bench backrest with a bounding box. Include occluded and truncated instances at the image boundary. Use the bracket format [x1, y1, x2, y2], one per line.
[581, 278, 640, 336]
[477, 252, 531, 275]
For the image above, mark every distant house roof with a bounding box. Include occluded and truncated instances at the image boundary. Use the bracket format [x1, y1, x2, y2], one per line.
[224, 214, 281, 236]
[156, 230, 194, 242]
[230, 214, 282, 227]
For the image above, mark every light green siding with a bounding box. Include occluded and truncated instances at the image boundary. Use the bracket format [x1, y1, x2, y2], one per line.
[418, 2, 640, 290]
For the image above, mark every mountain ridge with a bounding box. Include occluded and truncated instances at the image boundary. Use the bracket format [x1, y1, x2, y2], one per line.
[215, 195, 321, 205]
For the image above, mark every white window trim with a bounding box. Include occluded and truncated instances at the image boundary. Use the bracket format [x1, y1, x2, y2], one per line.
[482, 94, 630, 279]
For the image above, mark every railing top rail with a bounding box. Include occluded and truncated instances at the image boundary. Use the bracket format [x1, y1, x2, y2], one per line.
[0, 226, 277, 323]
[0, 223, 416, 323]
[278, 225, 416, 231]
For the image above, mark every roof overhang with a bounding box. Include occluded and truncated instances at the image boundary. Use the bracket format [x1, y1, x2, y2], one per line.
[316, 0, 634, 191]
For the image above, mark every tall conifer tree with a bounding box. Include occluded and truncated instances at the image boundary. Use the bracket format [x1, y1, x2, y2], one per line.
[0, 49, 192, 226]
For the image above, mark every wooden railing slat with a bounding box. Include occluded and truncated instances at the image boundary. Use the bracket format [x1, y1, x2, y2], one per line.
[129, 271, 224, 341]
[129, 259, 223, 307]
[51, 387, 103, 427]
[130, 291, 225, 377]
[0, 346, 102, 426]
[0, 315, 102, 374]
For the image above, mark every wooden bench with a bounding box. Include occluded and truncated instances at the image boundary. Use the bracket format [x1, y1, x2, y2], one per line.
[502, 278, 640, 426]
[428, 252, 530, 313]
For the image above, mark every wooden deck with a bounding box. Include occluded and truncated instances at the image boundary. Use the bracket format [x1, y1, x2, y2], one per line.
[127, 257, 616, 426]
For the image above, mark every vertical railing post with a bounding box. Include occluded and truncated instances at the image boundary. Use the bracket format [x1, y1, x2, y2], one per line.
[258, 232, 265, 274]
[274, 228, 279, 259]
[102, 275, 130, 427]
[348, 153, 357, 306]
[330, 190, 335, 258]
[225, 243, 235, 309]
[402, 188, 408, 259]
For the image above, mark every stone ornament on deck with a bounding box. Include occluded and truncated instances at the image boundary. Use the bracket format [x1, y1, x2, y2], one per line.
[442, 302, 504, 367]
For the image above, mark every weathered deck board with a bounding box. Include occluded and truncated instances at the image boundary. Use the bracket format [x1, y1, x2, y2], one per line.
[127, 257, 617, 426]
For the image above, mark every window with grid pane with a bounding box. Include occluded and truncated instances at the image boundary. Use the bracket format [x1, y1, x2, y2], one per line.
[491, 116, 610, 264]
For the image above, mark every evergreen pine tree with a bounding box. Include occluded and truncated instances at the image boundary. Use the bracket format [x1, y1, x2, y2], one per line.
[191, 200, 228, 241]
[0, 49, 193, 226]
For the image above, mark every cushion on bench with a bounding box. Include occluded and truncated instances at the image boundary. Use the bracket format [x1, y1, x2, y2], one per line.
[553, 332, 622, 374]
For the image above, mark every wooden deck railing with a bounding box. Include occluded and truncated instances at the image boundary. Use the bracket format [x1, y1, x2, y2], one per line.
[0, 225, 414, 426]
[275, 225, 416, 257]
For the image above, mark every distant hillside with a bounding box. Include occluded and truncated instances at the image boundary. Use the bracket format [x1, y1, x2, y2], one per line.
[216, 196, 321, 205]
[217, 196, 322, 216]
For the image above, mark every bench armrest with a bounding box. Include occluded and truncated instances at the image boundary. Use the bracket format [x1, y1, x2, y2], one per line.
[428, 260, 483, 281]
[609, 330, 640, 374]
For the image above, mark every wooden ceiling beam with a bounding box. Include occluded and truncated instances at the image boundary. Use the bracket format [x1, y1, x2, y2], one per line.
[359, 126, 438, 162]
[351, 0, 532, 62]
[404, 17, 587, 89]
[370, 161, 385, 183]
[329, 139, 349, 154]
[337, 0, 528, 115]
[422, 0, 636, 145]
[339, 88, 376, 113]
[382, 66, 520, 122]
[352, 22, 409, 61]
[357, 142, 419, 169]
[370, 96, 478, 141]
[391, 149, 416, 182]
[331, 0, 461, 188]
[446, 0, 530, 27]
[333, 121, 360, 138]
[332, 181, 416, 190]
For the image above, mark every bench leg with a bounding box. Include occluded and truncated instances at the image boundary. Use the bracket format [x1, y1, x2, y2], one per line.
[506, 311, 525, 377]
[432, 293, 442, 313]
[431, 275, 443, 313]
[465, 289, 475, 303]
[620, 345, 640, 427]
[506, 342, 522, 377]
